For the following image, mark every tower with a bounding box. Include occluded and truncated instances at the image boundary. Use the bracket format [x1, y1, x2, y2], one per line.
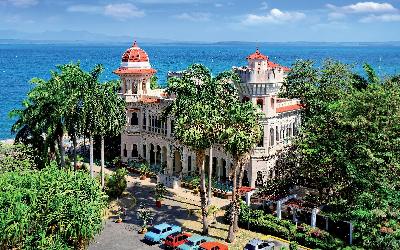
[114, 41, 156, 99]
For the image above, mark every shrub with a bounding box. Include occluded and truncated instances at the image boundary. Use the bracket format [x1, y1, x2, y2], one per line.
[105, 168, 128, 198]
[0, 165, 107, 249]
[234, 202, 345, 249]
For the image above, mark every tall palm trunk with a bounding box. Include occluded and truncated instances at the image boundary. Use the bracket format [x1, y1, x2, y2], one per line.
[72, 133, 78, 171]
[89, 134, 94, 177]
[196, 149, 209, 235]
[57, 133, 66, 168]
[234, 160, 245, 232]
[207, 146, 213, 206]
[101, 135, 105, 188]
[227, 155, 240, 243]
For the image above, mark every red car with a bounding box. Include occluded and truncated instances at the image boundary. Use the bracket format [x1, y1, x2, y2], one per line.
[199, 242, 229, 250]
[164, 232, 192, 249]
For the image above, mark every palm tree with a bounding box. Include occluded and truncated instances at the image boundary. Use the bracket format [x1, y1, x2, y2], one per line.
[96, 80, 126, 187]
[222, 101, 262, 243]
[165, 64, 240, 235]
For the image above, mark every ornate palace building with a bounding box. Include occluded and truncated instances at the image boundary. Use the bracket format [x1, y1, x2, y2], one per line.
[114, 42, 301, 188]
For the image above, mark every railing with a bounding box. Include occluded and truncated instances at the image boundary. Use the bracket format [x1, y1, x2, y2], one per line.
[119, 93, 139, 102]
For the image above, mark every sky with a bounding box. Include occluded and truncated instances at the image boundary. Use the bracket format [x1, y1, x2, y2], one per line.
[0, 0, 400, 42]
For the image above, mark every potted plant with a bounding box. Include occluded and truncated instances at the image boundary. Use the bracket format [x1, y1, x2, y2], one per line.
[139, 163, 150, 180]
[193, 187, 199, 195]
[154, 183, 167, 208]
[137, 205, 153, 234]
[115, 206, 126, 223]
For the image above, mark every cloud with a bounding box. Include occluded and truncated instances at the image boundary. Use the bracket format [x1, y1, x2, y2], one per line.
[2, 0, 38, 7]
[214, 3, 223, 8]
[327, 2, 397, 13]
[242, 8, 306, 25]
[260, 1, 268, 10]
[104, 3, 145, 19]
[360, 13, 400, 22]
[67, 3, 145, 20]
[173, 12, 210, 22]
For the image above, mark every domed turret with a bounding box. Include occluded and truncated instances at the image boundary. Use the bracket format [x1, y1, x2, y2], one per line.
[114, 41, 156, 96]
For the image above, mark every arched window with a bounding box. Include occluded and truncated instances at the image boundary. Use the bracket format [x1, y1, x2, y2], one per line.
[132, 144, 138, 157]
[188, 156, 192, 172]
[270, 128, 275, 146]
[256, 98, 264, 110]
[143, 145, 147, 158]
[257, 129, 264, 147]
[131, 112, 138, 125]
[142, 112, 146, 129]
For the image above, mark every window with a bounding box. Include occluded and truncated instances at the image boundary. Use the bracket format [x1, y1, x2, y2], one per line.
[143, 145, 147, 158]
[276, 126, 279, 141]
[132, 144, 138, 157]
[258, 130, 264, 147]
[142, 112, 146, 129]
[188, 156, 192, 172]
[242, 96, 250, 102]
[130, 112, 138, 125]
[256, 98, 264, 110]
[170, 119, 175, 134]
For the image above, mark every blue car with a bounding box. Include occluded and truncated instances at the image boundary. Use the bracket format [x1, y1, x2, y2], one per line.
[144, 223, 181, 244]
[178, 234, 214, 250]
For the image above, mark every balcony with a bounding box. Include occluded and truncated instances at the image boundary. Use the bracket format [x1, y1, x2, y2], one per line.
[119, 93, 139, 103]
[125, 125, 140, 134]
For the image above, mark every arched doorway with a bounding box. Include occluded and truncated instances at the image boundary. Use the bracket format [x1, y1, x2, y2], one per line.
[173, 150, 182, 175]
[150, 144, 155, 166]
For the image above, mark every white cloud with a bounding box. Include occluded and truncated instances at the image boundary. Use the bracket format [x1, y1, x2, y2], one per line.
[67, 3, 145, 20]
[214, 3, 223, 8]
[104, 3, 145, 19]
[173, 12, 210, 22]
[327, 2, 397, 13]
[360, 13, 400, 22]
[260, 1, 268, 10]
[242, 8, 306, 25]
[3, 0, 38, 7]
[66, 4, 102, 14]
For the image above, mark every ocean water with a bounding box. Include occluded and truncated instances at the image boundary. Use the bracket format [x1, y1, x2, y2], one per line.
[0, 43, 400, 140]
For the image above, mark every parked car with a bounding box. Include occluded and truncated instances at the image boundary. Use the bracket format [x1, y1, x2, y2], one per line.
[244, 238, 275, 250]
[199, 241, 229, 250]
[164, 232, 192, 249]
[178, 234, 214, 250]
[144, 223, 181, 244]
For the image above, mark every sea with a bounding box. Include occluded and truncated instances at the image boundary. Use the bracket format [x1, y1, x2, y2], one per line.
[1, 43, 400, 140]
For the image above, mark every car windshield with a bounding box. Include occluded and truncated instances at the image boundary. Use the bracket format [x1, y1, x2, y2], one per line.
[186, 240, 196, 246]
[150, 228, 161, 234]
[244, 244, 256, 250]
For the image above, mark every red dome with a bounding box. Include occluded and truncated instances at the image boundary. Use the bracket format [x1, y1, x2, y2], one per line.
[121, 41, 149, 62]
[246, 48, 268, 60]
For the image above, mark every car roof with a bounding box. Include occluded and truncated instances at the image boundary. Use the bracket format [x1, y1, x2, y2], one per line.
[154, 223, 171, 230]
[247, 238, 265, 245]
[200, 241, 228, 249]
[187, 234, 211, 242]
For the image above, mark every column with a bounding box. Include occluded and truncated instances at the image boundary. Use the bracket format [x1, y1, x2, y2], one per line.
[277, 200, 282, 220]
[146, 143, 151, 164]
[311, 208, 317, 228]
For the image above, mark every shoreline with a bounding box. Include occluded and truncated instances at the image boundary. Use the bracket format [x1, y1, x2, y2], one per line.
[0, 139, 14, 145]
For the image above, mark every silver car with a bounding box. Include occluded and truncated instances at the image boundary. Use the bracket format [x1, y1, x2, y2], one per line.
[244, 238, 275, 250]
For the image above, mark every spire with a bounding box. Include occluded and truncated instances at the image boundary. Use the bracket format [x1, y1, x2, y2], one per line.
[132, 40, 138, 47]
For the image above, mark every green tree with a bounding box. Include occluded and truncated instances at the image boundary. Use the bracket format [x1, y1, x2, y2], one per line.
[150, 75, 160, 89]
[96, 80, 126, 187]
[0, 165, 107, 249]
[280, 60, 400, 248]
[165, 64, 240, 235]
[222, 101, 262, 243]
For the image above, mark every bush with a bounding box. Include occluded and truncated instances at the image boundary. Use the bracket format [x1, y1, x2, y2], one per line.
[0, 165, 107, 249]
[105, 168, 128, 198]
[233, 202, 345, 249]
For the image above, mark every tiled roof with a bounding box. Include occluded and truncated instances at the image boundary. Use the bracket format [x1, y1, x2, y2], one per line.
[246, 48, 268, 60]
[276, 104, 303, 113]
[121, 41, 149, 62]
